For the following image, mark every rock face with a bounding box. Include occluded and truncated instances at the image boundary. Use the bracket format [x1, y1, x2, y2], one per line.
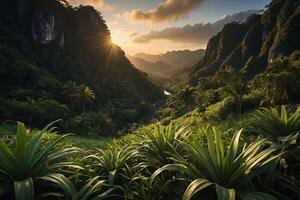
[190, 0, 300, 82]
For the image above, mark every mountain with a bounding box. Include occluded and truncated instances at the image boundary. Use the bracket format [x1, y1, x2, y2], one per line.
[128, 49, 205, 90]
[189, 0, 300, 84]
[134, 49, 205, 70]
[127, 56, 172, 78]
[0, 0, 164, 135]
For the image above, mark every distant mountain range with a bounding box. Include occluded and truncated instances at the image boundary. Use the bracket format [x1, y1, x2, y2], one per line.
[129, 9, 261, 89]
[127, 56, 172, 78]
[133, 49, 206, 69]
[128, 49, 205, 80]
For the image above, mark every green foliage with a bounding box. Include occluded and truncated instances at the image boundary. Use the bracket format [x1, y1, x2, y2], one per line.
[151, 128, 281, 200]
[196, 89, 219, 112]
[1, 99, 71, 127]
[251, 52, 300, 106]
[69, 111, 113, 137]
[70, 84, 96, 113]
[138, 123, 191, 169]
[204, 97, 235, 121]
[248, 105, 300, 138]
[1, 107, 299, 199]
[0, 121, 81, 199]
[88, 146, 135, 184]
[0, 0, 164, 136]
[39, 174, 115, 200]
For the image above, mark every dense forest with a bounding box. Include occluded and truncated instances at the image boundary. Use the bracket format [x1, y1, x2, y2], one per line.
[0, 0, 164, 136]
[0, 0, 300, 199]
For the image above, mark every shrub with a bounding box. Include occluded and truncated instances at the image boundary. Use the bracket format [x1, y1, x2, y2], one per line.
[138, 122, 191, 169]
[204, 97, 235, 120]
[0, 121, 81, 200]
[70, 111, 115, 137]
[151, 128, 281, 200]
[1, 99, 70, 128]
[241, 90, 264, 112]
[248, 105, 300, 138]
[39, 174, 116, 200]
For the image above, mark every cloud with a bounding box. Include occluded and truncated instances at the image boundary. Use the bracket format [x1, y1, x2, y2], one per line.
[129, 32, 138, 37]
[124, 0, 205, 24]
[133, 10, 258, 44]
[67, 0, 111, 9]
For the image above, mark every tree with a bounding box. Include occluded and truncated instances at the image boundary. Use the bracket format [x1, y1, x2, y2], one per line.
[71, 84, 95, 113]
[216, 66, 248, 113]
[177, 87, 196, 110]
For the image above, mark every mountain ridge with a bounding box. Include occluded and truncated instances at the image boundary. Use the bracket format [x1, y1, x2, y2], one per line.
[189, 0, 300, 85]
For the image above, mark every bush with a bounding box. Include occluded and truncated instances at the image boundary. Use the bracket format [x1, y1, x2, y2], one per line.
[247, 105, 300, 138]
[1, 99, 70, 127]
[204, 97, 235, 120]
[0, 121, 80, 200]
[69, 111, 115, 137]
[241, 90, 264, 111]
[151, 128, 281, 200]
[251, 53, 300, 106]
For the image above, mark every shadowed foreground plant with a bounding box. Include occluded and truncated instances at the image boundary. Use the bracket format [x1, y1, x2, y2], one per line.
[39, 173, 116, 200]
[248, 105, 300, 138]
[139, 122, 191, 169]
[83, 144, 137, 199]
[0, 121, 81, 200]
[87, 145, 136, 184]
[151, 128, 281, 200]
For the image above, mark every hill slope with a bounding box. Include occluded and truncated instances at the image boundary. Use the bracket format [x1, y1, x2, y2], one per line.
[0, 0, 164, 135]
[189, 0, 300, 84]
[134, 49, 205, 70]
[127, 56, 172, 78]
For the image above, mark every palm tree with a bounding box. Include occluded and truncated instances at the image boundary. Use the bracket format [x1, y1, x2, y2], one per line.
[71, 84, 95, 113]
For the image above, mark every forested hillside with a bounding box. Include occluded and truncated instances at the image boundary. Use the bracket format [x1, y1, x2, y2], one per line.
[0, 0, 164, 135]
[128, 49, 205, 90]
[190, 0, 300, 82]
[163, 0, 300, 118]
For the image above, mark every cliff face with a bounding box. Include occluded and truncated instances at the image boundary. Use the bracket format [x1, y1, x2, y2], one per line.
[190, 0, 300, 82]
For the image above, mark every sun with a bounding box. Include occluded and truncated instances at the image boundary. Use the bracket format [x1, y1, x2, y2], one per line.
[110, 33, 120, 45]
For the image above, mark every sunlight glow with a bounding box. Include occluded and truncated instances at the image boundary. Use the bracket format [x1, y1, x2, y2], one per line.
[110, 33, 121, 46]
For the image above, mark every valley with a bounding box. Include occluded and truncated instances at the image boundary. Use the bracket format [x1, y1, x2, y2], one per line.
[0, 0, 300, 199]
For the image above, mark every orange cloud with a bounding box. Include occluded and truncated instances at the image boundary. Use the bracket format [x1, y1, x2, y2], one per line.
[67, 0, 111, 9]
[133, 10, 258, 43]
[124, 0, 205, 24]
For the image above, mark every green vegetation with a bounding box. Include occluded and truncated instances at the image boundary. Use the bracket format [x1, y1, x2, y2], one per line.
[0, 0, 163, 137]
[0, 0, 300, 199]
[0, 121, 81, 200]
[1, 109, 299, 199]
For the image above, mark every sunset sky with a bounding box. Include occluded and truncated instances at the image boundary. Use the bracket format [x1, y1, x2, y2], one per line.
[68, 0, 270, 55]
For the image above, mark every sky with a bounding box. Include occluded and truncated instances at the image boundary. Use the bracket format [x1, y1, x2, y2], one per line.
[67, 0, 270, 55]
